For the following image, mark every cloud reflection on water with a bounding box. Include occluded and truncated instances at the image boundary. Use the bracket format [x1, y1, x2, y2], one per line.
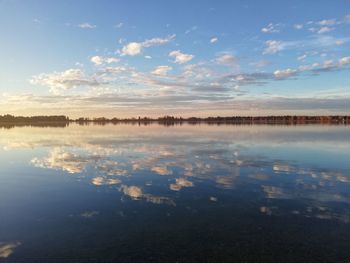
[1, 124, 350, 220]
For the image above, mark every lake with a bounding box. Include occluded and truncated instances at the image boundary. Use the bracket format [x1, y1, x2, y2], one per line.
[1, 124, 350, 262]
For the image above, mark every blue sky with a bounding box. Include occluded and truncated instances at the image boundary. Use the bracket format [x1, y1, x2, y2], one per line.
[0, 0, 350, 117]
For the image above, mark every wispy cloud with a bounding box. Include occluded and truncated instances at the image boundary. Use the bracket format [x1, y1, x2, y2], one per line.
[261, 23, 280, 33]
[120, 34, 175, 56]
[216, 53, 237, 65]
[263, 40, 285, 54]
[185, 25, 198, 34]
[78, 22, 96, 29]
[114, 22, 123, 28]
[274, 68, 298, 79]
[293, 24, 303, 30]
[317, 26, 334, 34]
[210, 37, 218, 44]
[318, 19, 337, 26]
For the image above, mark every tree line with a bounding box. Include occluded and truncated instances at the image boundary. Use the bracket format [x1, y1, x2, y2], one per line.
[75, 115, 350, 124]
[0, 115, 69, 123]
[1, 114, 350, 125]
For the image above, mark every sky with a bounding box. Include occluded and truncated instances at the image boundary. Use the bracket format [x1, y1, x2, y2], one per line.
[0, 0, 350, 118]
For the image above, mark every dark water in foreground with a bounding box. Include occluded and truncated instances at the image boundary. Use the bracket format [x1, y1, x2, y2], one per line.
[1, 124, 350, 262]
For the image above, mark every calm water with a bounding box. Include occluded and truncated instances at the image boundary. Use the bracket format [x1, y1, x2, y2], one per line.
[1, 124, 350, 262]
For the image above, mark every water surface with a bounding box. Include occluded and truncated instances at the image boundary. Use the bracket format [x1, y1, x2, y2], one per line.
[1, 124, 350, 262]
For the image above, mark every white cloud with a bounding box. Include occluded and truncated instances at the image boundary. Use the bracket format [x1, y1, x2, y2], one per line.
[90, 56, 104, 65]
[216, 53, 237, 65]
[339, 56, 350, 67]
[121, 42, 142, 56]
[294, 24, 303, 30]
[297, 54, 307, 61]
[335, 40, 345, 45]
[120, 34, 175, 56]
[318, 19, 337, 25]
[345, 14, 350, 24]
[90, 56, 119, 65]
[252, 60, 271, 68]
[100, 66, 128, 74]
[298, 56, 350, 72]
[115, 22, 123, 28]
[145, 55, 152, 59]
[274, 68, 297, 79]
[261, 23, 280, 33]
[169, 50, 194, 64]
[105, 57, 119, 64]
[142, 34, 176, 47]
[210, 37, 218, 43]
[185, 25, 197, 34]
[263, 40, 284, 54]
[151, 65, 172, 76]
[30, 69, 99, 94]
[298, 63, 320, 72]
[317, 27, 334, 34]
[78, 22, 96, 29]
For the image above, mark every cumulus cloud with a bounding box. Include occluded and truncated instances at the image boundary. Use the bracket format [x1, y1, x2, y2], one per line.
[121, 42, 142, 56]
[78, 22, 96, 29]
[169, 50, 194, 64]
[90, 56, 119, 65]
[151, 65, 172, 76]
[30, 69, 99, 94]
[120, 34, 175, 56]
[210, 37, 218, 43]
